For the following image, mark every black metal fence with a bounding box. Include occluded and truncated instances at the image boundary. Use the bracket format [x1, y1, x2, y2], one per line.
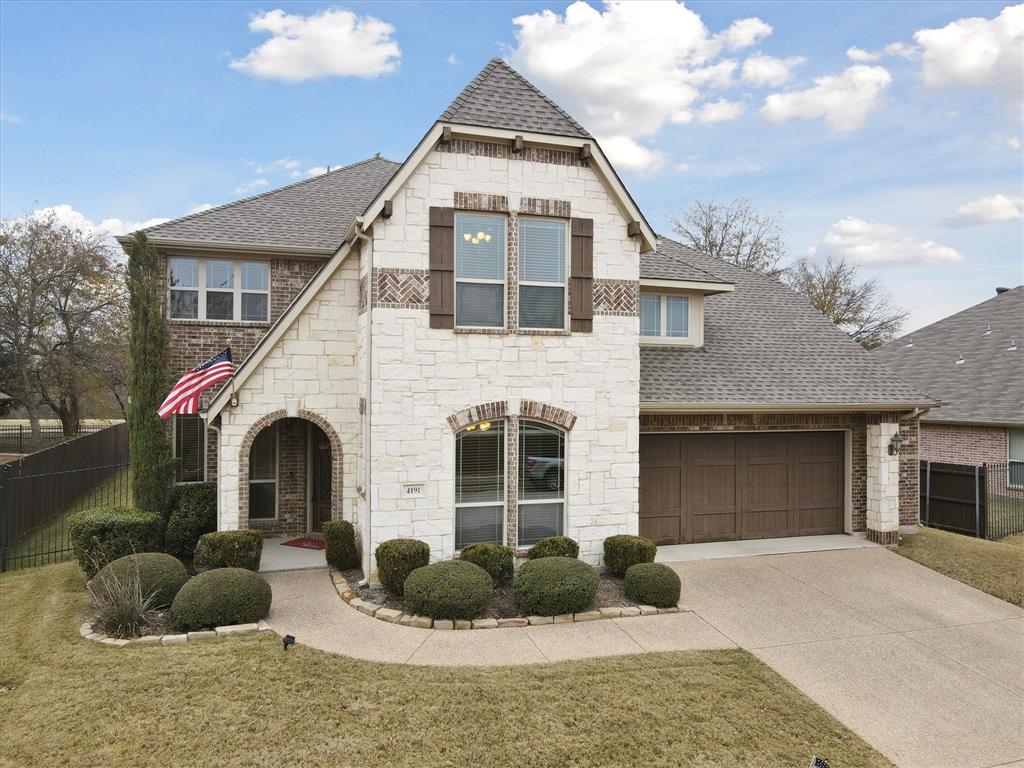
[0, 422, 112, 454]
[0, 423, 131, 571]
[920, 461, 1024, 540]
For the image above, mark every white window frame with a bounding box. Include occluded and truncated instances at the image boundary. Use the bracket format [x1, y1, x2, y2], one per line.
[171, 414, 206, 485]
[167, 257, 270, 323]
[517, 216, 569, 331]
[454, 213, 507, 330]
[1009, 427, 1024, 489]
[453, 421, 507, 551]
[248, 423, 279, 521]
[517, 420, 567, 548]
[638, 291, 703, 346]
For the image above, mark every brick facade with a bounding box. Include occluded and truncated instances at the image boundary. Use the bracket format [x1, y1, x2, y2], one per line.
[919, 422, 1008, 466]
[639, 411, 921, 532]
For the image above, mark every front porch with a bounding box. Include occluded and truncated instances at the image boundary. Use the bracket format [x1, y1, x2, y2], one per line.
[259, 536, 328, 573]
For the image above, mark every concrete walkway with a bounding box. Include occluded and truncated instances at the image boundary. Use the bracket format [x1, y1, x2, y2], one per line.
[264, 547, 1024, 768]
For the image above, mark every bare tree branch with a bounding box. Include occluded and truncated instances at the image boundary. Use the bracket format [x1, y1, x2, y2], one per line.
[671, 197, 787, 279]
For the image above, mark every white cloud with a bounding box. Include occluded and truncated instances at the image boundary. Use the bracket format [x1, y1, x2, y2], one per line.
[814, 217, 965, 265]
[234, 178, 269, 195]
[187, 203, 215, 215]
[509, 2, 772, 144]
[26, 204, 170, 251]
[446, 53, 460, 66]
[914, 4, 1023, 100]
[674, 162, 691, 173]
[230, 8, 400, 82]
[1010, 137, 1022, 150]
[717, 17, 772, 50]
[741, 53, 806, 86]
[761, 65, 891, 132]
[304, 166, 330, 177]
[597, 136, 665, 172]
[1, 111, 22, 124]
[943, 194, 1023, 228]
[697, 98, 745, 124]
[255, 157, 300, 174]
[846, 42, 918, 62]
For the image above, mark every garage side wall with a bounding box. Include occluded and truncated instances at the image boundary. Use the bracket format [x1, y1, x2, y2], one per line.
[639, 411, 921, 533]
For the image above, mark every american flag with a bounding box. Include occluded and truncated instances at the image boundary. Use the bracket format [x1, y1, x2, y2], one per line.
[158, 347, 234, 420]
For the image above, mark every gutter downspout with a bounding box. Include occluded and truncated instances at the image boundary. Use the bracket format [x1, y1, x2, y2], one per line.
[353, 222, 373, 585]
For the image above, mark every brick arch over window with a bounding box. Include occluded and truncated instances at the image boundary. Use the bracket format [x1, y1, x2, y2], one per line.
[237, 409, 343, 531]
[446, 400, 577, 432]
[520, 400, 577, 431]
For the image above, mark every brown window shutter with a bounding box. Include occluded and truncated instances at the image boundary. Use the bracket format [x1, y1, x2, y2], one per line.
[570, 217, 594, 332]
[429, 206, 455, 329]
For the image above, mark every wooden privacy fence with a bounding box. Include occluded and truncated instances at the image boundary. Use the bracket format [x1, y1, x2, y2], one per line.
[0, 423, 130, 571]
[920, 461, 1024, 540]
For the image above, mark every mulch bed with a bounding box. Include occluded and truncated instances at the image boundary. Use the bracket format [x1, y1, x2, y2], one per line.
[340, 566, 641, 619]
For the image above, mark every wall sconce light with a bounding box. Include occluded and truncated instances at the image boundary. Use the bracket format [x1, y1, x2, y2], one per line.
[888, 433, 904, 456]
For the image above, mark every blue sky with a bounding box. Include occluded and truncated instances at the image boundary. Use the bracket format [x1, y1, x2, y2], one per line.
[1, 0, 1021, 332]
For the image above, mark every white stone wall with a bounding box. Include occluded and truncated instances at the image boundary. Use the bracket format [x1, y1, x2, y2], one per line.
[866, 422, 901, 534]
[368, 149, 641, 565]
[217, 256, 363, 531]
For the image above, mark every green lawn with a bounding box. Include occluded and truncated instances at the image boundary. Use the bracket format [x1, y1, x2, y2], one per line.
[897, 526, 1024, 607]
[4, 467, 132, 570]
[0, 562, 893, 768]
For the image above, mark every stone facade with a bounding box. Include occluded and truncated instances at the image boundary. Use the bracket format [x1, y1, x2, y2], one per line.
[865, 422, 901, 544]
[367, 146, 640, 565]
[919, 422, 1009, 466]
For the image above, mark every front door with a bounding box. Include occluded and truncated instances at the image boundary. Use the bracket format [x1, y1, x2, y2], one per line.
[309, 428, 331, 534]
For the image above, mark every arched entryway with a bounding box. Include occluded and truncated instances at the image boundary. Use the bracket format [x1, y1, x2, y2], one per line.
[238, 409, 343, 536]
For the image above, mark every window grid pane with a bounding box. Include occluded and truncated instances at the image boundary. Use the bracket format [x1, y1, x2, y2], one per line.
[518, 502, 563, 547]
[456, 283, 504, 328]
[456, 423, 505, 504]
[455, 505, 503, 550]
[519, 219, 565, 283]
[666, 295, 689, 337]
[206, 291, 234, 321]
[170, 290, 199, 319]
[241, 262, 269, 291]
[250, 427, 277, 480]
[174, 415, 205, 483]
[455, 214, 505, 280]
[206, 260, 234, 290]
[519, 421, 564, 500]
[241, 293, 268, 322]
[519, 285, 564, 329]
[640, 294, 661, 336]
[169, 258, 199, 288]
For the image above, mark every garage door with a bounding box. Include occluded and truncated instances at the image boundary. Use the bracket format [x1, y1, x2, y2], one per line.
[639, 431, 844, 545]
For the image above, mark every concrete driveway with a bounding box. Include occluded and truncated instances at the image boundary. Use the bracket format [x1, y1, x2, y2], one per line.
[666, 547, 1024, 768]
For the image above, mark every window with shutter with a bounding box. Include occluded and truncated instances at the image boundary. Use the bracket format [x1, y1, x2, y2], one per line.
[455, 213, 506, 328]
[428, 207, 455, 328]
[519, 218, 567, 330]
[569, 218, 593, 332]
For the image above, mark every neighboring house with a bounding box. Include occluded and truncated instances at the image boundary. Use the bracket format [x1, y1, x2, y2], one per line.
[875, 286, 1023, 485]
[120, 59, 934, 573]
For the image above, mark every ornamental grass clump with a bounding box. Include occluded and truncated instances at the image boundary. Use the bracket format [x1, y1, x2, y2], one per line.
[86, 552, 160, 638]
[92, 552, 188, 609]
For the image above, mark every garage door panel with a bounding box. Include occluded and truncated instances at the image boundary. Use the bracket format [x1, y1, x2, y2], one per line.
[690, 512, 739, 543]
[640, 515, 681, 545]
[742, 509, 792, 539]
[743, 463, 789, 510]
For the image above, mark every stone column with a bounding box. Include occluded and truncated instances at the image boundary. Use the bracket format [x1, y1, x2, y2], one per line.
[866, 422, 900, 545]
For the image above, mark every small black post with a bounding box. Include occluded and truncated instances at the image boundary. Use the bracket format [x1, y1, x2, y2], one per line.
[924, 461, 931, 525]
[974, 465, 981, 538]
[0, 463, 9, 572]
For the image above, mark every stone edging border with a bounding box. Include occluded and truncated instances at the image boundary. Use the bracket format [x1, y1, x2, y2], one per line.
[78, 620, 274, 646]
[329, 568, 684, 630]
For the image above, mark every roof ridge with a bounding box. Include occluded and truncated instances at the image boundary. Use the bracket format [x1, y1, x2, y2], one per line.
[884, 283, 1024, 346]
[145, 155, 400, 236]
[490, 58, 591, 137]
[654, 236, 726, 283]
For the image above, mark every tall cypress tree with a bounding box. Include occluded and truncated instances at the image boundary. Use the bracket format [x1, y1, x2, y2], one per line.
[125, 231, 173, 516]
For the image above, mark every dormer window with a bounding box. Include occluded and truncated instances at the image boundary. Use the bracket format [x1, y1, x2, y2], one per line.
[640, 292, 690, 340]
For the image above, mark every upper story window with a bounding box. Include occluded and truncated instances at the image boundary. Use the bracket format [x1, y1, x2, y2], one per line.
[455, 214, 505, 328]
[518, 218, 567, 330]
[168, 257, 270, 322]
[640, 292, 690, 340]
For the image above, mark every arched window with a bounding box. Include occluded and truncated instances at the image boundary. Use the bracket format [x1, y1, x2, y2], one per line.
[518, 421, 565, 547]
[454, 420, 505, 550]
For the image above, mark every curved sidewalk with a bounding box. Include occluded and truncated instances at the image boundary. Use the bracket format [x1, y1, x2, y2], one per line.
[262, 568, 735, 667]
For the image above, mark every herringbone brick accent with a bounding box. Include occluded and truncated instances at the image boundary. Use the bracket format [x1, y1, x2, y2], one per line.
[594, 279, 639, 316]
[372, 268, 429, 309]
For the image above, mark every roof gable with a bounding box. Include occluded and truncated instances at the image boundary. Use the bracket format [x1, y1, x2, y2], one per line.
[440, 58, 591, 139]
[875, 286, 1023, 425]
[138, 156, 400, 253]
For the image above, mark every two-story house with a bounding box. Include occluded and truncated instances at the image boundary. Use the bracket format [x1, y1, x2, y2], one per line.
[123, 59, 934, 574]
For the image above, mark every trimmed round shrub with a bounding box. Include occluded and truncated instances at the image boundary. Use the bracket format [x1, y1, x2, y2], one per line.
[603, 534, 656, 576]
[165, 482, 217, 559]
[624, 563, 681, 608]
[526, 535, 579, 560]
[170, 568, 272, 631]
[459, 543, 514, 585]
[324, 520, 360, 571]
[404, 560, 493, 620]
[193, 530, 263, 571]
[92, 552, 188, 609]
[375, 538, 430, 596]
[512, 556, 599, 616]
[68, 507, 161, 577]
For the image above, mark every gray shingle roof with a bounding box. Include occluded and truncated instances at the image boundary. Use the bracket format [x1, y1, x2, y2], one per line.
[143, 156, 400, 252]
[641, 237, 935, 408]
[874, 286, 1023, 425]
[440, 58, 592, 139]
[642, 238, 728, 283]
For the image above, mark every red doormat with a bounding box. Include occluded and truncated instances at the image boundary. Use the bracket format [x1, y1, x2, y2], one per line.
[280, 537, 326, 550]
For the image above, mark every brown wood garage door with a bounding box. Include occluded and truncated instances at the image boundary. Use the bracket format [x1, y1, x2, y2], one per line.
[639, 431, 844, 545]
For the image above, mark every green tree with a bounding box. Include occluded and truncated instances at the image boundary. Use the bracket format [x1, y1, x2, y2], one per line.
[125, 231, 173, 516]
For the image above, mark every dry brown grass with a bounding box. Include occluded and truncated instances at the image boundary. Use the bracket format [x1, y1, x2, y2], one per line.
[897, 526, 1024, 607]
[0, 562, 892, 768]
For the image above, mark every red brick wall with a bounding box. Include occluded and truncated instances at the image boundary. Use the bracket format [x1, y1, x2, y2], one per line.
[160, 253, 323, 480]
[248, 419, 309, 537]
[919, 423, 1008, 466]
[638, 411, 921, 532]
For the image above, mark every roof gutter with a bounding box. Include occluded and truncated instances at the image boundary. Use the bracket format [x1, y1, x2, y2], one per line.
[114, 235, 335, 259]
[639, 278, 735, 295]
[639, 401, 943, 414]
